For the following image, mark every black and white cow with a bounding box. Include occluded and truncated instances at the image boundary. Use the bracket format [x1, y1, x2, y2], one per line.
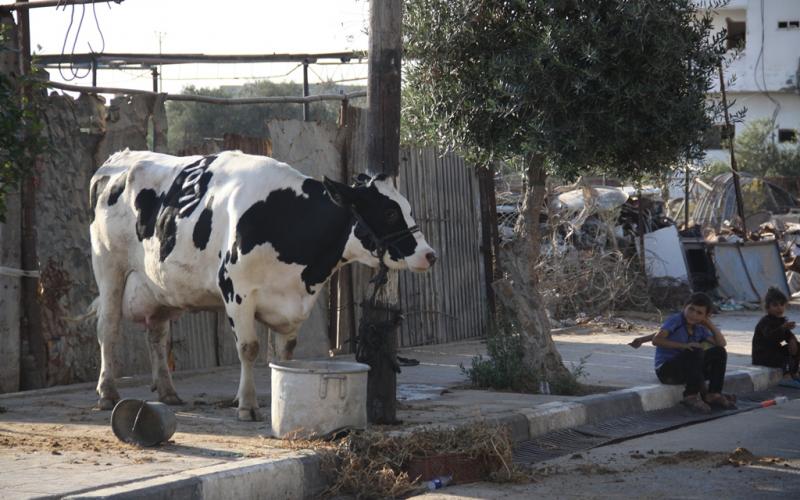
[89, 150, 436, 421]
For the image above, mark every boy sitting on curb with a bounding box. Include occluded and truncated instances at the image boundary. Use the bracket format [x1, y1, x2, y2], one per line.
[753, 287, 800, 388]
[651, 292, 734, 413]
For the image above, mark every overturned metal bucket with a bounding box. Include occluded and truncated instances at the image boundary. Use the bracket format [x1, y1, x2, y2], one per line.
[111, 399, 176, 447]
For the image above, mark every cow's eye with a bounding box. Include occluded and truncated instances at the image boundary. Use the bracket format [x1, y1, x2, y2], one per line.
[385, 208, 400, 224]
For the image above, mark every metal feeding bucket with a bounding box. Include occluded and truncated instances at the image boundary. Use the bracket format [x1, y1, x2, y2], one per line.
[111, 399, 177, 447]
[270, 360, 370, 439]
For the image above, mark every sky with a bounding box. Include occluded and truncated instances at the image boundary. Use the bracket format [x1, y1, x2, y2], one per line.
[9, 0, 370, 94]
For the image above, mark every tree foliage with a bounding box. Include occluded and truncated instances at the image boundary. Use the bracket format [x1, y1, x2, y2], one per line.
[0, 26, 47, 222]
[166, 80, 363, 153]
[731, 118, 800, 177]
[403, 0, 727, 180]
[703, 119, 800, 179]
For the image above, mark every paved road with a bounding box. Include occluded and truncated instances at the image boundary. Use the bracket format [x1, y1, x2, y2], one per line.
[413, 397, 800, 499]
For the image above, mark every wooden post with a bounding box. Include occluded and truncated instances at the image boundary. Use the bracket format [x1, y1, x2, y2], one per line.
[0, 10, 22, 393]
[718, 63, 747, 233]
[684, 162, 690, 229]
[361, 0, 403, 425]
[477, 164, 499, 317]
[17, 0, 46, 389]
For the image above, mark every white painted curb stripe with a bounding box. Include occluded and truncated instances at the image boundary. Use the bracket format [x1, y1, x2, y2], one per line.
[519, 401, 588, 438]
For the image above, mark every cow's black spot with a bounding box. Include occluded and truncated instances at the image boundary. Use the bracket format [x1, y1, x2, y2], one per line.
[230, 236, 240, 265]
[135, 189, 161, 241]
[107, 172, 128, 206]
[218, 251, 222, 258]
[89, 175, 109, 223]
[192, 208, 213, 250]
[351, 184, 417, 261]
[228, 316, 235, 328]
[236, 179, 353, 294]
[217, 253, 235, 303]
[155, 155, 216, 261]
[235, 294, 242, 304]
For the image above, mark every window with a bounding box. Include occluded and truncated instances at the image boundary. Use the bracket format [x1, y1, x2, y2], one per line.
[726, 18, 746, 50]
[777, 20, 800, 30]
[778, 129, 798, 143]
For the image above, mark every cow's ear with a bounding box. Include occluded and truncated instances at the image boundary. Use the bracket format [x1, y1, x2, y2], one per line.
[323, 176, 357, 207]
[352, 173, 371, 186]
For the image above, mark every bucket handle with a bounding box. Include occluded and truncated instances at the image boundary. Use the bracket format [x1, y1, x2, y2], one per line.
[319, 375, 347, 400]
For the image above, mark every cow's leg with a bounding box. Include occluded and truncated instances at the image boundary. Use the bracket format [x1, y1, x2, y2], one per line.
[95, 272, 125, 410]
[226, 304, 263, 422]
[273, 331, 299, 361]
[146, 320, 183, 405]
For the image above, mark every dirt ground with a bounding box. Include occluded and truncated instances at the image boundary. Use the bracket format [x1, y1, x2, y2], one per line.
[0, 367, 323, 466]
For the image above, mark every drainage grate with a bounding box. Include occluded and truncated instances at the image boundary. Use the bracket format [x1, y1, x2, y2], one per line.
[513, 428, 611, 463]
[513, 388, 799, 465]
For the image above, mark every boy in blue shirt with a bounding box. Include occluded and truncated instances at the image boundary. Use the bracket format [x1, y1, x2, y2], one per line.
[653, 292, 733, 412]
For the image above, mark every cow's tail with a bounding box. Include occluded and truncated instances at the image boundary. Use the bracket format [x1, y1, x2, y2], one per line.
[64, 297, 100, 323]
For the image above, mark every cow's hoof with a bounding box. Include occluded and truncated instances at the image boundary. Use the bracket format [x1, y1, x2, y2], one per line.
[97, 397, 118, 411]
[238, 408, 263, 422]
[160, 394, 184, 406]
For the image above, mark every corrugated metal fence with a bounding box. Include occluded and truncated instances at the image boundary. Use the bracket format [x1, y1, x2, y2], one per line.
[396, 148, 487, 346]
[345, 147, 488, 348]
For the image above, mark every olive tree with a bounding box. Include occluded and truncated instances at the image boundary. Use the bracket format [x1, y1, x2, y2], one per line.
[404, 0, 726, 382]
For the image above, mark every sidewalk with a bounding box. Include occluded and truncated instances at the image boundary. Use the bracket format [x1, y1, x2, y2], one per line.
[0, 310, 785, 499]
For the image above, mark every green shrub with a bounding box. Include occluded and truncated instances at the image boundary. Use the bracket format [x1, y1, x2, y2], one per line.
[460, 333, 539, 393]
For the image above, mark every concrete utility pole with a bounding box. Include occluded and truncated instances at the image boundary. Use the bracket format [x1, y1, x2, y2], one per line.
[361, 0, 403, 424]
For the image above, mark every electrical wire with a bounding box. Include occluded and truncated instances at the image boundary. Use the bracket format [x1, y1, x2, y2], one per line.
[753, 0, 781, 134]
[57, 0, 114, 81]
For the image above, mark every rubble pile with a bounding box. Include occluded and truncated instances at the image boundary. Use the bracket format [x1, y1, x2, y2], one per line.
[499, 171, 800, 319]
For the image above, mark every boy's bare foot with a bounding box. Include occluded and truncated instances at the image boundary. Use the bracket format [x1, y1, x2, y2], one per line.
[681, 394, 711, 413]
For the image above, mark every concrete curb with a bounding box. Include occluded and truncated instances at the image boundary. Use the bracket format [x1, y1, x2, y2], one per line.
[61, 366, 782, 499]
[512, 365, 783, 440]
[64, 454, 325, 500]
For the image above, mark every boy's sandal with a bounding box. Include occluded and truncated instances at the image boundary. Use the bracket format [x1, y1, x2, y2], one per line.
[681, 395, 711, 413]
[705, 393, 736, 409]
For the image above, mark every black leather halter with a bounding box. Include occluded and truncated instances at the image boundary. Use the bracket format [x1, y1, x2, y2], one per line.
[348, 206, 420, 288]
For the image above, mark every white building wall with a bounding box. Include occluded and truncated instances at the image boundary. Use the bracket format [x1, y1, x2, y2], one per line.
[701, 0, 800, 162]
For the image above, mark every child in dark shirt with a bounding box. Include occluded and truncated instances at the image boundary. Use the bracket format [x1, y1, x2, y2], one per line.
[753, 287, 800, 388]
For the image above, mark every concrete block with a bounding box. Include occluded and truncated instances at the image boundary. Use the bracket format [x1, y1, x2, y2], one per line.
[579, 390, 644, 423]
[519, 402, 587, 438]
[722, 371, 754, 394]
[486, 413, 531, 443]
[196, 458, 307, 500]
[618, 384, 682, 412]
[749, 367, 782, 391]
[298, 454, 327, 500]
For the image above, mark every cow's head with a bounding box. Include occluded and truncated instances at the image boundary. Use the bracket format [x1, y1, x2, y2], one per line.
[323, 174, 436, 272]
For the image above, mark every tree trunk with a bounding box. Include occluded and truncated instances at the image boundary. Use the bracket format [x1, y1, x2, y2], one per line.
[492, 155, 572, 384]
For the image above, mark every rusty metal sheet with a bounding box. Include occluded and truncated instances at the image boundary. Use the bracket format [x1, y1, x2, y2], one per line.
[712, 240, 790, 303]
